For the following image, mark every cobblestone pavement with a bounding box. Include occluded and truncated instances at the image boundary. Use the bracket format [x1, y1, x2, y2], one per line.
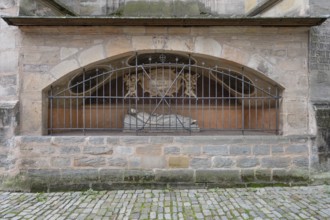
[1, 185, 330, 220]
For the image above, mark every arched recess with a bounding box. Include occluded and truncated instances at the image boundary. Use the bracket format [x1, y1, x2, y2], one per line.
[44, 50, 283, 135]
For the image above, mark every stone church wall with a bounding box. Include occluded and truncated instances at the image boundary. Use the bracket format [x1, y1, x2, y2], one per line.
[0, 0, 330, 190]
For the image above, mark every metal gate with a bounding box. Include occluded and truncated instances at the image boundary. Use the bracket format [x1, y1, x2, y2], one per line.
[48, 53, 281, 135]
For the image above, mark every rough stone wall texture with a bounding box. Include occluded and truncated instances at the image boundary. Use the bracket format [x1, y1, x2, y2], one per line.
[23, 0, 250, 16]
[309, 1, 330, 173]
[12, 135, 312, 191]
[0, 101, 19, 187]
[260, 0, 309, 17]
[0, 0, 19, 101]
[19, 0, 307, 17]
[18, 26, 310, 136]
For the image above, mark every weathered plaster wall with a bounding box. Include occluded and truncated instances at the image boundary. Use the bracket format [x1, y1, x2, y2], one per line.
[19, 26, 311, 136]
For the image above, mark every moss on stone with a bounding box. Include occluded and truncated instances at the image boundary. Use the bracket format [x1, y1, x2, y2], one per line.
[0, 175, 31, 192]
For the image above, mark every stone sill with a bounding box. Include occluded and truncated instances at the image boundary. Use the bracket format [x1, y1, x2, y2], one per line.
[2, 16, 328, 27]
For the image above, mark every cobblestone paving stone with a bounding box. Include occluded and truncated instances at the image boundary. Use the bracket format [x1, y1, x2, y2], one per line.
[0, 185, 330, 219]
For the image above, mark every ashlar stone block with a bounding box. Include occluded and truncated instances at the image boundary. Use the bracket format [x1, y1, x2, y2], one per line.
[78, 44, 105, 67]
[196, 170, 241, 183]
[212, 157, 234, 168]
[155, 170, 194, 183]
[168, 157, 189, 168]
[74, 157, 106, 167]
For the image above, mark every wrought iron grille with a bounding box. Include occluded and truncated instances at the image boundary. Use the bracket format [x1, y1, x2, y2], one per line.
[48, 53, 281, 135]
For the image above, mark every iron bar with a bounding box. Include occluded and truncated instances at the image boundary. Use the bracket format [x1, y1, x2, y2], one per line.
[48, 58, 281, 135]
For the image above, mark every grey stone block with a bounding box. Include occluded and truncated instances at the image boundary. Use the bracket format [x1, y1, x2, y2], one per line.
[27, 169, 61, 184]
[150, 136, 174, 144]
[136, 145, 162, 155]
[212, 157, 234, 168]
[155, 170, 194, 183]
[164, 146, 180, 155]
[261, 157, 291, 168]
[262, 137, 290, 144]
[190, 158, 211, 169]
[51, 157, 71, 167]
[255, 169, 271, 181]
[83, 146, 113, 155]
[108, 157, 128, 167]
[120, 137, 149, 145]
[253, 145, 270, 155]
[21, 158, 49, 168]
[237, 157, 260, 168]
[106, 137, 120, 145]
[20, 136, 52, 144]
[286, 145, 308, 154]
[272, 145, 284, 154]
[141, 156, 166, 169]
[53, 137, 86, 146]
[74, 157, 106, 167]
[61, 169, 99, 182]
[203, 146, 228, 156]
[88, 137, 106, 145]
[99, 169, 124, 182]
[292, 156, 309, 168]
[60, 146, 81, 154]
[128, 157, 141, 168]
[230, 146, 251, 155]
[272, 169, 309, 182]
[174, 136, 244, 145]
[196, 170, 241, 183]
[181, 146, 201, 155]
[114, 146, 134, 155]
[241, 169, 255, 182]
[124, 170, 155, 182]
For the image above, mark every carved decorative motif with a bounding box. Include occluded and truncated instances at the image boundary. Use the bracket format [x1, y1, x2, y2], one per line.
[123, 69, 200, 98]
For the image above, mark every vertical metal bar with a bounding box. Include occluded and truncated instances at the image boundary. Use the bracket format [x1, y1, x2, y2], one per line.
[63, 92, 66, 129]
[76, 81, 79, 129]
[228, 69, 231, 129]
[268, 87, 271, 130]
[116, 67, 118, 129]
[83, 68, 86, 135]
[70, 88, 72, 130]
[275, 86, 279, 135]
[135, 52, 138, 134]
[89, 72, 92, 128]
[122, 62, 125, 131]
[175, 58, 178, 131]
[241, 67, 245, 135]
[102, 70, 105, 129]
[208, 65, 211, 130]
[189, 54, 192, 134]
[255, 79, 258, 130]
[235, 72, 238, 129]
[248, 79, 251, 130]
[109, 70, 112, 130]
[215, 66, 218, 130]
[201, 63, 204, 129]
[96, 68, 99, 129]
[222, 70, 224, 129]
[262, 88, 265, 131]
[49, 86, 53, 135]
